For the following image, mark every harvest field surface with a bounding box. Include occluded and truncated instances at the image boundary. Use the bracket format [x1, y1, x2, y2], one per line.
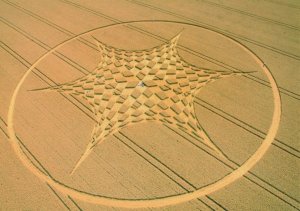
[0, 0, 299, 210]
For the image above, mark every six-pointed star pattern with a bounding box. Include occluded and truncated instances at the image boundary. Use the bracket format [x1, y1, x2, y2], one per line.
[37, 33, 246, 174]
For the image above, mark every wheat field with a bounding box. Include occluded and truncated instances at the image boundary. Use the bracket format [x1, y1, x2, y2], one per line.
[0, 0, 299, 210]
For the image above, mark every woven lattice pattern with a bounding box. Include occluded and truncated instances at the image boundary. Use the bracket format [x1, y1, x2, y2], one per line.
[43, 33, 244, 174]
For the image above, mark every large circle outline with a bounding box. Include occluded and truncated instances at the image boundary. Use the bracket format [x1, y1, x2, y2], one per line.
[7, 20, 281, 208]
